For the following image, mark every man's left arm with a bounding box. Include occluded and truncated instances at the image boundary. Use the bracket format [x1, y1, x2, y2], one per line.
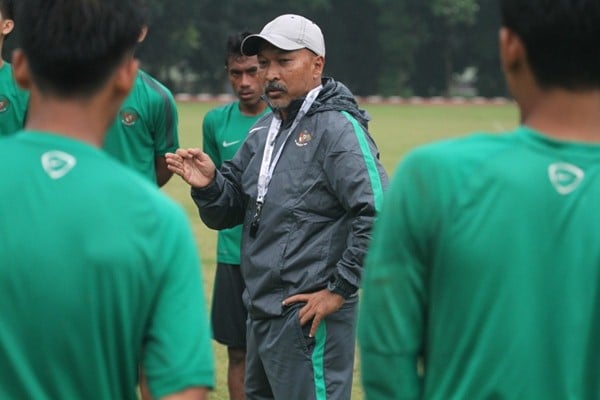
[142, 207, 214, 398]
[325, 112, 388, 296]
[284, 113, 388, 336]
[152, 87, 179, 187]
[155, 156, 174, 187]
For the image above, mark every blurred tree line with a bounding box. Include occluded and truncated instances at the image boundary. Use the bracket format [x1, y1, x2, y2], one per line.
[4, 0, 506, 97]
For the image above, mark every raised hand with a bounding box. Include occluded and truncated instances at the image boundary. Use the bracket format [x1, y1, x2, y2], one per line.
[165, 148, 216, 188]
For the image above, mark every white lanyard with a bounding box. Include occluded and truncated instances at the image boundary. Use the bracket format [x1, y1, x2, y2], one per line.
[255, 85, 322, 204]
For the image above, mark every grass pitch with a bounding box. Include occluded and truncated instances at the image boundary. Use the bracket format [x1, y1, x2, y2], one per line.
[161, 101, 519, 399]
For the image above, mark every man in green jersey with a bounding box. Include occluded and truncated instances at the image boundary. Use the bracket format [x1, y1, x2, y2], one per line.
[0, 1, 214, 399]
[103, 25, 179, 186]
[358, 1, 600, 399]
[0, 0, 28, 136]
[203, 31, 268, 400]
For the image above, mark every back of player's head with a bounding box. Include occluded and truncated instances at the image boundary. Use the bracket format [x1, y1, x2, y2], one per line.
[500, 0, 600, 90]
[225, 31, 252, 67]
[0, 0, 14, 20]
[15, 0, 146, 98]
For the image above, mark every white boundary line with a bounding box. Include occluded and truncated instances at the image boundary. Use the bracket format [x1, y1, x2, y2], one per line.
[175, 93, 513, 105]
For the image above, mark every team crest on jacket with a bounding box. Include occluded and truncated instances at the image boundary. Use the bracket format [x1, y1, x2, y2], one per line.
[295, 130, 313, 147]
[0, 95, 9, 113]
[120, 108, 139, 126]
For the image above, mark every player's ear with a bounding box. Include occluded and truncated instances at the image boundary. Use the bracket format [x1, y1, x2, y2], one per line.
[1, 18, 14, 36]
[11, 49, 32, 91]
[311, 54, 324, 80]
[138, 25, 148, 43]
[499, 27, 526, 74]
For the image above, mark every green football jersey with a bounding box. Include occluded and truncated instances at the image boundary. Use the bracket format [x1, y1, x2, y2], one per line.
[0, 61, 29, 136]
[0, 132, 214, 399]
[103, 69, 179, 184]
[202, 101, 269, 264]
[359, 126, 600, 399]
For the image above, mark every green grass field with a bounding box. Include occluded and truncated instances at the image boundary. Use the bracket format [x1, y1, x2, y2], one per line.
[161, 101, 519, 399]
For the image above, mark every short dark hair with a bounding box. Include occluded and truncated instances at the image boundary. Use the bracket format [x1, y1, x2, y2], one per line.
[0, 0, 14, 20]
[500, 0, 600, 90]
[15, 0, 146, 98]
[225, 31, 252, 67]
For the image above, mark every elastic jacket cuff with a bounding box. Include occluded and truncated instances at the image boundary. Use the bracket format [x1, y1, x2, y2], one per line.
[327, 276, 356, 300]
[190, 172, 222, 203]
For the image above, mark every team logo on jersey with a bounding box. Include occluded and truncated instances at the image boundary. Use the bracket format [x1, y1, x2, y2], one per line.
[548, 162, 584, 195]
[223, 139, 241, 148]
[0, 95, 9, 113]
[120, 108, 139, 126]
[295, 130, 313, 147]
[41, 150, 77, 180]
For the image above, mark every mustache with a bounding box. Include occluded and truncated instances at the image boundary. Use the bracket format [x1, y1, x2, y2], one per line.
[264, 81, 287, 92]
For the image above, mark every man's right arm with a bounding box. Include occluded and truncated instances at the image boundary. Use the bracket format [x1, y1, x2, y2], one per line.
[190, 159, 247, 229]
[142, 206, 214, 398]
[357, 151, 434, 399]
[166, 148, 247, 229]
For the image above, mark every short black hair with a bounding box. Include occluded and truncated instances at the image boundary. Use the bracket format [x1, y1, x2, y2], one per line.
[15, 0, 146, 98]
[500, 0, 600, 90]
[0, 0, 14, 20]
[225, 31, 252, 67]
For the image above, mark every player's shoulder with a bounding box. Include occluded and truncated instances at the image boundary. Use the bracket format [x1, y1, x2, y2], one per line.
[254, 110, 272, 125]
[101, 157, 187, 219]
[408, 131, 518, 167]
[0, 62, 19, 89]
[243, 113, 272, 143]
[135, 69, 176, 101]
[3, 132, 186, 226]
[387, 132, 520, 203]
[0, 61, 12, 78]
[205, 101, 238, 120]
[0, 61, 12, 72]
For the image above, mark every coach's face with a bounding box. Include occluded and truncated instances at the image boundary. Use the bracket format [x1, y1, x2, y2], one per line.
[257, 43, 324, 117]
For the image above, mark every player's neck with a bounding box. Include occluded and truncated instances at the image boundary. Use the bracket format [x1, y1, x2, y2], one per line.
[239, 100, 267, 117]
[521, 89, 600, 143]
[25, 93, 116, 147]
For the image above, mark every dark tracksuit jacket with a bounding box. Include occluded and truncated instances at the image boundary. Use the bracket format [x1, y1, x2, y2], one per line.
[192, 77, 388, 320]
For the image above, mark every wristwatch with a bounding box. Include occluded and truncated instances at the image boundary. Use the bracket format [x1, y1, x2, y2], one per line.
[327, 276, 355, 300]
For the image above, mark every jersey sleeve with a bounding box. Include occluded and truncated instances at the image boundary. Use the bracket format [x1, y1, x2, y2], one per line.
[149, 82, 179, 156]
[358, 149, 439, 399]
[202, 110, 222, 167]
[142, 206, 214, 397]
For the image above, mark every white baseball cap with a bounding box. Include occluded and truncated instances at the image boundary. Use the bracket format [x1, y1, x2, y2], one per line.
[241, 14, 326, 57]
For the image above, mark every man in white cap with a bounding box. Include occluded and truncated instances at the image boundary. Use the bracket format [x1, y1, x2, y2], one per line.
[166, 13, 387, 399]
